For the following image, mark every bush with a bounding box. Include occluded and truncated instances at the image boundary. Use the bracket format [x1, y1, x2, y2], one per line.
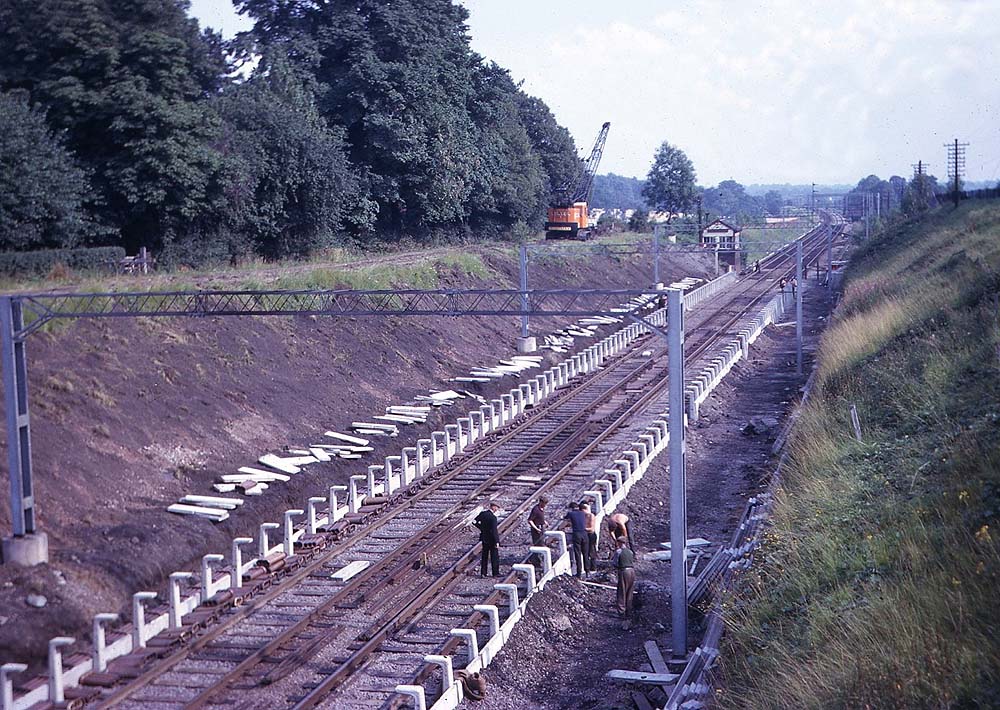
[0, 246, 127, 277]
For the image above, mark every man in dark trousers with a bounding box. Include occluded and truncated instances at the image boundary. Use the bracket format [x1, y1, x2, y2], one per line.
[612, 536, 636, 617]
[581, 500, 598, 572]
[527, 496, 548, 567]
[563, 502, 590, 578]
[474, 501, 501, 577]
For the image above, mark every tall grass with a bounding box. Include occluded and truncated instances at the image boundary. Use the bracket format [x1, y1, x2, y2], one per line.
[719, 201, 1000, 709]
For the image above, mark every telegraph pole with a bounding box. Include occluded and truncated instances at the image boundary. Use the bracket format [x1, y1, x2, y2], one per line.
[945, 139, 968, 209]
[811, 182, 816, 222]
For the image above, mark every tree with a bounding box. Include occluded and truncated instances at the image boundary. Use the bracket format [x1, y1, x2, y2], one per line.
[514, 92, 581, 207]
[0, 92, 104, 250]
[901, 174, 939, 214]
[241, 0, 480, 237]
[642, 142, 696, 220]
[763, 189, 784, 216]
[239, 0, 578, 240]
[627, 209, 650, 233]
[204, 54, 364, 263]
[701, 179, 763, 221]
[464, 61, 546, 234]
[592, 174, 647, 210]
[0, 0, 230, 251]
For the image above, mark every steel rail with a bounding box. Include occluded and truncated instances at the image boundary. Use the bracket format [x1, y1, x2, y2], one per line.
[388, 223, 838, 708]
[178, 351, 663, 709]
[93, 225, 834, 709]
[296, 225, 837, 709]
[93, 345, 656, 709]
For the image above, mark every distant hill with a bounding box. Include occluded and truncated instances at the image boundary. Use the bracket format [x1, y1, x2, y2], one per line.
[592, 173, 647, 210]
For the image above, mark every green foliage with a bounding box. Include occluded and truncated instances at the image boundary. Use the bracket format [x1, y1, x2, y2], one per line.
[0, 0, 228, 251]
[902, 173, 940, 214]
[465, 62, 547, 234]
[0, 246, 126, 276]
[592, 173, 647, 210]
[209, 54, 363, 262]
[514, 92, 582, 205]
[0, 0, 580, 260]
[627, 209, 650, 233]
[762, 189, 784, 216]
[642, 141, 697, 219]
[0, 92, 105, 250]
[721, 200, 1000, 709]
[700, 179, 763, 222]
[239, 0, 578, 239]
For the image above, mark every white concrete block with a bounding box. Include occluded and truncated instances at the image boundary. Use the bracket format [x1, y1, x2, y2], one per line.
[324, 431, 370, 446]
[258, 454, 302, 474]
[330, 560, 371, 582]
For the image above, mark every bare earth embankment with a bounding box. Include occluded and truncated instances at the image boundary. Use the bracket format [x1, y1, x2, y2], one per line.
[0, 245, 711, 669]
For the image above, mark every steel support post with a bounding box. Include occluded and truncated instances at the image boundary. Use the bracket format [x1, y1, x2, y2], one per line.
[1, 297, 35, 538]
[796, 240, 804, 376]
[652, 231, 660, 286]
[826, 226, 833, 280]
[667, 289, 687, 659]
[519, 244, 529, 339]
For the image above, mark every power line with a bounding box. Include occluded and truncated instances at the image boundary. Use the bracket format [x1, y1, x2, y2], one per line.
[945, 138, 969, 208]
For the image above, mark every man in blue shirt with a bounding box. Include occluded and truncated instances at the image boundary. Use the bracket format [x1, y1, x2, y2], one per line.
[563, 502, 590, 578]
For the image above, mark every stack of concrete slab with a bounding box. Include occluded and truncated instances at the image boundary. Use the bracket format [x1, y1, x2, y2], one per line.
[450, 354, 543, 383]
[351, 421, 399, 437]
[168, 494, 244, 522]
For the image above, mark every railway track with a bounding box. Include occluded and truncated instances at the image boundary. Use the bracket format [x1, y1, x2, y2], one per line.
[60, 223, 838, 710]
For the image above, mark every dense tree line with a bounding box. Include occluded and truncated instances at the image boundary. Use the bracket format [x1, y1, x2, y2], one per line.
[0, 0, 581, 264]
[591, 173, 647, 210]
[848, 173, 937, 216]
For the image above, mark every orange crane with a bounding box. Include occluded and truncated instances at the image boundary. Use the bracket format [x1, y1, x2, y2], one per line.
[544, 121, 611, 240]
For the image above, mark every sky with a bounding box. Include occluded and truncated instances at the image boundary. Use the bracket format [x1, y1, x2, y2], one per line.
[188, 0, 1000, 187]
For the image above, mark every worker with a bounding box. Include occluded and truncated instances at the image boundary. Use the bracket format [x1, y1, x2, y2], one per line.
[791, 277, 798, 297]
[753, 260, 760, 273]
[606, 512, 634, 552]
[581, 500, 598, 572]
[612, 536, 636, 617]
[562, 502, 590, 578]
[779, 277, 787, 293]
[474, 501, 501, 577]
[528, 496, 548, 567]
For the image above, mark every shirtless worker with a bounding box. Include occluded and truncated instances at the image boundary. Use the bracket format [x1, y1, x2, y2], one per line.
[606, 512, 634, 552]
[581, 501, 598, 572]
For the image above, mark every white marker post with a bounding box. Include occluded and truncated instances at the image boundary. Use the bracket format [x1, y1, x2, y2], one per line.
[668, 288, 688, 660]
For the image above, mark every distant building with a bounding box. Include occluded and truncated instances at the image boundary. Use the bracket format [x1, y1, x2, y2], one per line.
[701, 218, 742, 268]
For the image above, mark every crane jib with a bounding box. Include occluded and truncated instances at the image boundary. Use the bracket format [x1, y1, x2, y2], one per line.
[545, 122, 611, 240]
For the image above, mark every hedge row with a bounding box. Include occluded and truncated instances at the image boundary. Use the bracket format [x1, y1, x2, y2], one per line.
[0, 246, 128, 277]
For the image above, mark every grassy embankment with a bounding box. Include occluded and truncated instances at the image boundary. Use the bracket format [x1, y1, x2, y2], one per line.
[720, 201, 1000, 708]
[0, 244, 498, 294]
[741, 225, 810, 263]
